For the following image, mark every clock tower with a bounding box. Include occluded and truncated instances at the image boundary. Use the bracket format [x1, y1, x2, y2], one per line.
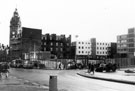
[9, 8, 22, 60]
[10, 8, 21, 40]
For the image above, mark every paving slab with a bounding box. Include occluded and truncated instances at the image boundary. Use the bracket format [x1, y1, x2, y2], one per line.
[0, 76, 49, 91]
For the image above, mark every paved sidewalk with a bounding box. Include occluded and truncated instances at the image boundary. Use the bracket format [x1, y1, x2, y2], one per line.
[0, 76, 49, 91]
[77, 70, 135, 85]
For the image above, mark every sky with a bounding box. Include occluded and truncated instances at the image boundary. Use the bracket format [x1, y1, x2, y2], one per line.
[1, 0, 135, 45]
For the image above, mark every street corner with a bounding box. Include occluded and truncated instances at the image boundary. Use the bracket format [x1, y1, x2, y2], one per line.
[77, 71, 135, 85]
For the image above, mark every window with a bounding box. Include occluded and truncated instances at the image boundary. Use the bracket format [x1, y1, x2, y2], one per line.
[56, 36, 58, 40]
[60, 48, 63, 51]
[44, 42, 46, 45]
[82, 42, 84, 44]
[51, 42, 53, 46]
[56, 43, 58, 46]
[97, 47, 99, 49]
[56, 48, 58, 51]
[97, 51, 99, 54]
[51, 48, 53, 51]
[61, 43, 63, 46]
[78, 46, 80, 49]
[67, 43, 69, 46]
[50, 36, 52, 40]
[82, 47, 84, 49]
[44, 36, 47, 40]
[44, 48, 46, 51]
[82, 51, 84, 53]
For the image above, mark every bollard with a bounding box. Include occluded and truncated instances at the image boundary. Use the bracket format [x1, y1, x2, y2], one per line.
[49, 75, 57, 91]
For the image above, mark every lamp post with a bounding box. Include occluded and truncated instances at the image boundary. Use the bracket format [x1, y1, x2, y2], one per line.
[75, 35, 78, 62]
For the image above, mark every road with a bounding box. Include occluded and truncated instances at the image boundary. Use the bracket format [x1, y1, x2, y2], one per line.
[9, 68, 135, 91]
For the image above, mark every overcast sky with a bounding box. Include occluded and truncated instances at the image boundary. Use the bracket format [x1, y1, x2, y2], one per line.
[1, 0, 135, 45]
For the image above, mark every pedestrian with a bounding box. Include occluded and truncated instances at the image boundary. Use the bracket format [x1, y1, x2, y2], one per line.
[90, 62, 95, 75]
[3, 63, 10, 78]
[0, 63, 3, 79]
[59, 62, 61, 70]
[88, 62, 91, 73]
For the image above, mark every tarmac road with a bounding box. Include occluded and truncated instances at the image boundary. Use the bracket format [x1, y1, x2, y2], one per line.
[9, 68, 135, 91]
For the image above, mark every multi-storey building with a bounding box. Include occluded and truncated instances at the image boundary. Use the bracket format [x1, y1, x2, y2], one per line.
[75, 40, 91, 60]
[74, 38, 111, 61]
[41, 33, 71, 59]
[127, 28, 135, 57]
[117, 34, 128, 58]
[91, 38, 110, 60]
[108, 43, 117, 58]
[117, 28, 135, 58]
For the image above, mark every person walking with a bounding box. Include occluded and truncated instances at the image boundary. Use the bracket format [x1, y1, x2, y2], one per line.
[88, 62, 91, 73]
[3, 63, 10, 78]
[90, 62, 95, 75]
[0, 63, 3, 79]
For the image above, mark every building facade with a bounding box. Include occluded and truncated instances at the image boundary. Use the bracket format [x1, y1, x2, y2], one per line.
[117, 34, 128, 58]
[41, 33, 71, 59]
[91, 38, 110, 60]
[127, 28, 135, 57]
[9, 9, 42, 60]
[74, 38, 111, 60]
[117, 28, 135, 58]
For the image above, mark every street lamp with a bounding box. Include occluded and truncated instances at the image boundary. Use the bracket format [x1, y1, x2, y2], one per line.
[75, 35, 78, 62]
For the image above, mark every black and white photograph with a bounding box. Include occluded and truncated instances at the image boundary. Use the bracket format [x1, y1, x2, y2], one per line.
[0, 0, 135, 91]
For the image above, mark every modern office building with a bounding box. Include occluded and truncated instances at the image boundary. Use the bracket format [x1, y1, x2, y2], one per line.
[127, 28, 135, 57]
[74, 38, 111, 61]
[117, 27, 135, 58]
[75, 40, 91, 60]
[41, 33, 71, 59]
[117, 34, 128, 58]
[91, 38, 110, 60]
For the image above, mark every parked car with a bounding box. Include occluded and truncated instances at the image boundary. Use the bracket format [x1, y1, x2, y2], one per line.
[95, 62, 117, 72]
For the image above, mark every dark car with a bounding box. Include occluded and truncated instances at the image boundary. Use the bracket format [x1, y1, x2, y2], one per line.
[95, 63, 117, 72]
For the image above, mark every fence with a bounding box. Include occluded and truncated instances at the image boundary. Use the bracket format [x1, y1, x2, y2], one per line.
[115, 58, 135, 68]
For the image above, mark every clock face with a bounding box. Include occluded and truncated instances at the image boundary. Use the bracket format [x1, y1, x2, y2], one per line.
[12, 31, 15, 35]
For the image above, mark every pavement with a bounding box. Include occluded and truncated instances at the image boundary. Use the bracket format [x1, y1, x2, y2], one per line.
[77, 68, 135, 85]
[0, 75, 49, 91]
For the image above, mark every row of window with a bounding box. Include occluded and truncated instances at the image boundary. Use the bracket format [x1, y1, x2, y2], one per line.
[44, 48, 63, 51]
[97, 43, 109, 46]
[78, 46, 91, 49]
[78, 42, 91, 45]
[78, 51, 91, 54]
[97, 47, 108, 50]
[42, 36, 69, 41]
[42, 42, 69, 46]
[97, 51, 108, 55]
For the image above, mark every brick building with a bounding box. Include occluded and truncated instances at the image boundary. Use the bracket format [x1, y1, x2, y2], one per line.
[41, 34, 71, 59]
